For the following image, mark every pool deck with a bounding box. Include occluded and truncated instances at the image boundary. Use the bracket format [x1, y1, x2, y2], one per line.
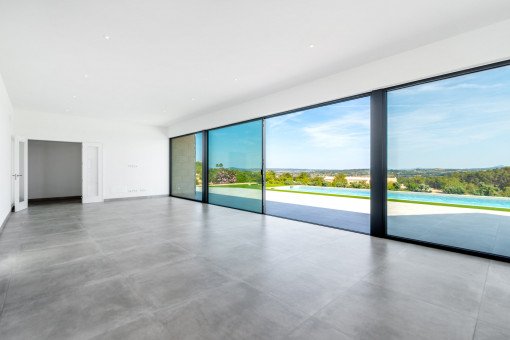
[207, 187, 510, 257]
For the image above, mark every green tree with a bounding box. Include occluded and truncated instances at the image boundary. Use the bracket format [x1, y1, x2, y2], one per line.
[295, 172, 310, 185]
[280, 172, 293, 181]
[332, 173, 347, 187]
[503, 187, 510, 197]
[265, 170, 276, 184]
[312, 176, 324, 186]
[474, 182, 497, 196]
[443, 185, 466, 195]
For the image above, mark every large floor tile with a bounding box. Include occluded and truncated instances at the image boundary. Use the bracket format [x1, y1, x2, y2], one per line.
[478, 280, 510, 329]
[315, 281, 476, 340]
[127, 257, 232, 309]
[392, 244, 489, 281]
[156, 281, 307, 340]
[5, 255, 120, 307]
[487, 260, 510, 285]
[285, 318, 352, 340]
[474, 320, 510, 340]
[88, 314, 171, 340]
[243, 256, 359, 315]
[200, 242, 292, 279]
[0, 279, 145, 340]
[106, 242, 192, 274]
[363, 260, 485, 317]
[18, 229, 90, 251]
[14, 241, 100, 273]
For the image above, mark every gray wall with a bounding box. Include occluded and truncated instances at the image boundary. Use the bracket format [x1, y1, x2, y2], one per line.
[28, 140, 82, 199]
[171, 134, 196, 199]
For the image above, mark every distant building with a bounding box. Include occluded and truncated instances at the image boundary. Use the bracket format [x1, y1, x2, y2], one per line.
[346, 176, 371, 184]
[318, 175, 397, 184]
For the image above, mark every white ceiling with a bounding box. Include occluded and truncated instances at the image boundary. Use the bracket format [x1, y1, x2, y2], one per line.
[1, 0, 510, 127]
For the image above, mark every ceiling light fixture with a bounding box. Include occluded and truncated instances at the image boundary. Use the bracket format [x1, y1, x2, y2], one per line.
[72, 95, 77, 99]
[104, 35, 110, 40]
[84, 74, 89, 78]
[309, 44, 315, 48]
[234, 78, 238, 81]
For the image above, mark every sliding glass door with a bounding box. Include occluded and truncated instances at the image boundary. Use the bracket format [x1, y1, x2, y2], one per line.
[208, 120, 263, 213]
[169, 59, 510, 260]
[387, 64, 510, 257]
[265, 97, 371, 233]
[171, 132, 203, 201]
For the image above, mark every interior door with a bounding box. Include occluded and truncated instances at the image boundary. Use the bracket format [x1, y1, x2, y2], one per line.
[13, 137, 28, 212]
[82, 142, 103, 203]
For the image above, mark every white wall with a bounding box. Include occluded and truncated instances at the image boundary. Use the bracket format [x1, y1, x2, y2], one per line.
[168, 19, 510, 136]
[0, 73, 13, 228]
[28, 140, 82, 199]
[15, 109, 169, 200]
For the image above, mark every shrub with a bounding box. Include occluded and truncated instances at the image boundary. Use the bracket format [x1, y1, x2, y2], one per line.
[213, 169, 237, 184]
[413, 184, 432, 193]
[443, 185, 466, 195]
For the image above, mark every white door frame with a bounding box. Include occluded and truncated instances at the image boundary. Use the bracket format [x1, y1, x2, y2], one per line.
[82, 142, 104, 203]
[13, 137, 28, 212]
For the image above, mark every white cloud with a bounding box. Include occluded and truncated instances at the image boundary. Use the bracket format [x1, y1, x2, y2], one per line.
[302, 112, 369, 148]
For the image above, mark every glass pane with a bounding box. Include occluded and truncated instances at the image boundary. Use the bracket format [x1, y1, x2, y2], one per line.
[265, 97, 370, 233]
[387, 65, 510, 257]
[208, 121, 262, 213]
[19, 141, 25, 203]
[171, 133, 203, 201]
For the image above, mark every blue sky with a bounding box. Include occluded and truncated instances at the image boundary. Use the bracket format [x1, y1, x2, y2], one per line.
[204, 65, 510, 171]
[195, 132, 202, 162]
[266, 97, 370, 169]
[208, 121, 262, 169]
[388, 65, 510, 169]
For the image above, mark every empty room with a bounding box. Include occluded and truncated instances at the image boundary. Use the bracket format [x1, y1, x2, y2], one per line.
[1, 1, 510, 339]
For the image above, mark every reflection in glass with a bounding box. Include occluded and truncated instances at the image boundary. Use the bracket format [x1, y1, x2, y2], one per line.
[387, 65, 510, 257]
[208, 121, 262, 213]
[265, 97, 370, 233]
[171, 133, 203, 201]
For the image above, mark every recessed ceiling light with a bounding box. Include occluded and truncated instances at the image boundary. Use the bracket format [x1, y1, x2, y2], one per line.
[104, 35, 110, 40]
[84, 74, 89, 78]
[191, 98, 195, 101]
[309, 44, 315, 48]
[72, 95, 77, 99]
[234, 78, 238, 81]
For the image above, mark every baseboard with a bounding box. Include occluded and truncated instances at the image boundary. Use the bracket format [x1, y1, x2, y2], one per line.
[104, 194, 168, 202]
[28, 196, 82, 203]
[1, 210, 11, 232]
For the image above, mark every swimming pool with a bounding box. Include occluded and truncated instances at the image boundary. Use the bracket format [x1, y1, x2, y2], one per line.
[271, 185, 510, 209]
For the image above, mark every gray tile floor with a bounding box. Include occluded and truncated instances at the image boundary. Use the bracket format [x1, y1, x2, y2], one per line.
[0, 197, 509, 339]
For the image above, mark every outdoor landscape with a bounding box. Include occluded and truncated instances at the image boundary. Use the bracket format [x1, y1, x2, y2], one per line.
[206, 162, 510, 200]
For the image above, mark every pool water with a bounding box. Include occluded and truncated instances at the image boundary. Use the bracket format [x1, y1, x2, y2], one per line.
[272, 185, 510, 209]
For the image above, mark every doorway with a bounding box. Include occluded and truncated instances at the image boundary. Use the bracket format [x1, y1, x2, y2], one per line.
[27, 140, 82, 204]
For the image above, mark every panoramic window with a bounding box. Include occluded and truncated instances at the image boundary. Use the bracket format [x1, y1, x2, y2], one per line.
[208, 120, 263, 213]
[387, 65, 510, 257]
[265, 97, 370, 233]
[171, 133, 203, 201]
